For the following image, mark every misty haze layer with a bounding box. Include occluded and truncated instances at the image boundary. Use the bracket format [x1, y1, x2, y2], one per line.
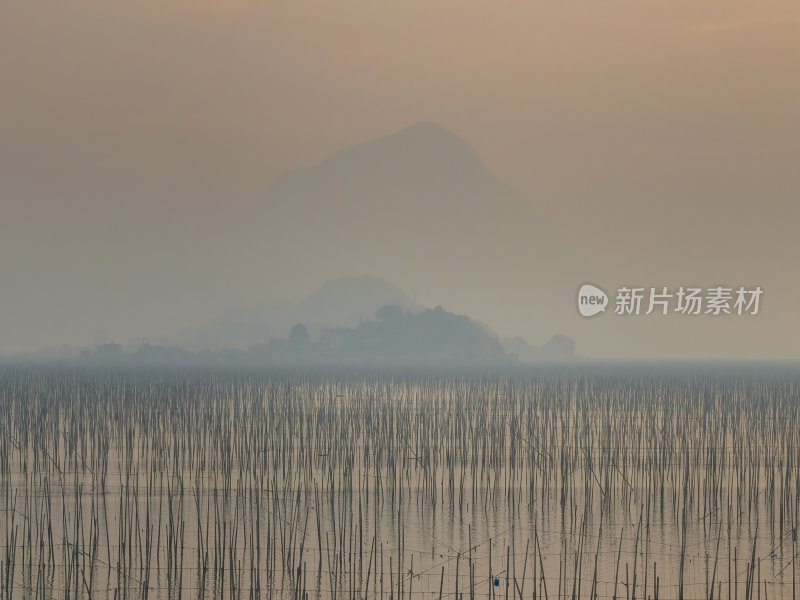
[1, 0, 798, 359]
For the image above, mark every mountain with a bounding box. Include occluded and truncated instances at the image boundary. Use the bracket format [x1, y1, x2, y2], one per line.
[163, 123, 588, 353]
[72, 122, 584, 356]
[232, 122, 585, 343]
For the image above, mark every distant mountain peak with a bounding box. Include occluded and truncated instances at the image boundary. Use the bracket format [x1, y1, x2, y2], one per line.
[316, 121, 487, 182]
[399, 120, 449, 133]
[389, 121, 472, 146]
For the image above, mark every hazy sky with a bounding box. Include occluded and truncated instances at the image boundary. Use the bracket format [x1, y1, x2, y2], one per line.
[1, 0, 798, 357]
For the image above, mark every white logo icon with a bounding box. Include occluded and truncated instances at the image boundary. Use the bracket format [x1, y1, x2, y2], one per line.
[578, 283, 609, 317]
